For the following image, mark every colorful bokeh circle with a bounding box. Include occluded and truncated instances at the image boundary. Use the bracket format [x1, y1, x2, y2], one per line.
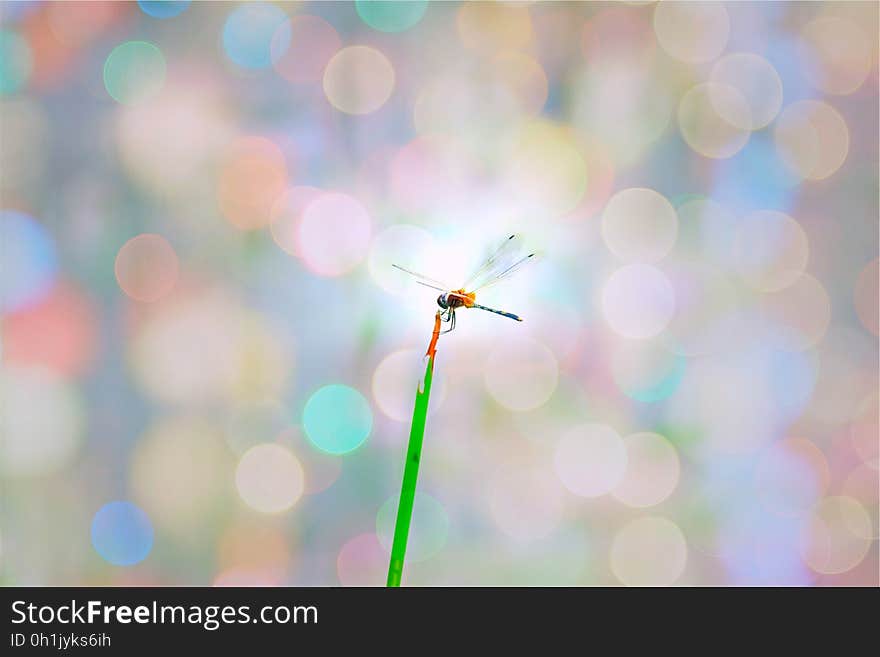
[0, 211, 57, 313]
[303, 384, 372, 455]
[103, 41, 166, 105]
[223, 2, 289, 69]
[91, 501, 154, 566]
[356, 0, 428, 33]
[137, 1, 190, 19]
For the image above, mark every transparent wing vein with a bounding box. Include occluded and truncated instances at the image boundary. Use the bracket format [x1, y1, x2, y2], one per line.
[464, 234, 538, 293]
[391, 263, 451, 291]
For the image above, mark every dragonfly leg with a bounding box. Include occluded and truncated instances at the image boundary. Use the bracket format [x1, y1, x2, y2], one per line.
[441, 309, 456, 334]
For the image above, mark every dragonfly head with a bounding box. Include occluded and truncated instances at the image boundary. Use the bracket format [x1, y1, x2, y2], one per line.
[437, 293, 448, 309]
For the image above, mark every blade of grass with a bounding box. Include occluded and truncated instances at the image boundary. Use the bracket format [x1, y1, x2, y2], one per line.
[386, 353, 435, 587]
[387, 312, 442, 587]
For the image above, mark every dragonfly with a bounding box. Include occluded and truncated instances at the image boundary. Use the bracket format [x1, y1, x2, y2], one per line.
[392, 234, 538, 335]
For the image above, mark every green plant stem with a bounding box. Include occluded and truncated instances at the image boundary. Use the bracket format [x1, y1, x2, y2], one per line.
[386, 354, 435, 587]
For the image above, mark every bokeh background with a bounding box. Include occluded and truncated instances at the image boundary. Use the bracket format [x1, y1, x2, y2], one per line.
[1, 0, 878, 587]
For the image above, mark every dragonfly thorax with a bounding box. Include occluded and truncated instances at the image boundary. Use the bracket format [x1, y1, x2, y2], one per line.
[439, 289, 475, 310]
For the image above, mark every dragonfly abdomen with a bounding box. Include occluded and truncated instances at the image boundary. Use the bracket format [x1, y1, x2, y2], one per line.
[471, 303, 523, 322]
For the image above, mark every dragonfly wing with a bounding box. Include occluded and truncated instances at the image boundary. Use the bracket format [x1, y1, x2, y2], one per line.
[462, 234, 523, 291]
[392, 235, 537, 296]
[471, 252, 539, 292]
[392, 263, 451, 291]
[464, 232, 539, 293]
[415, 280, 447, 293]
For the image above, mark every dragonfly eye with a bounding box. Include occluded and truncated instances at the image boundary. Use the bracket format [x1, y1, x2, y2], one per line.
[437, 294, 448, 309]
